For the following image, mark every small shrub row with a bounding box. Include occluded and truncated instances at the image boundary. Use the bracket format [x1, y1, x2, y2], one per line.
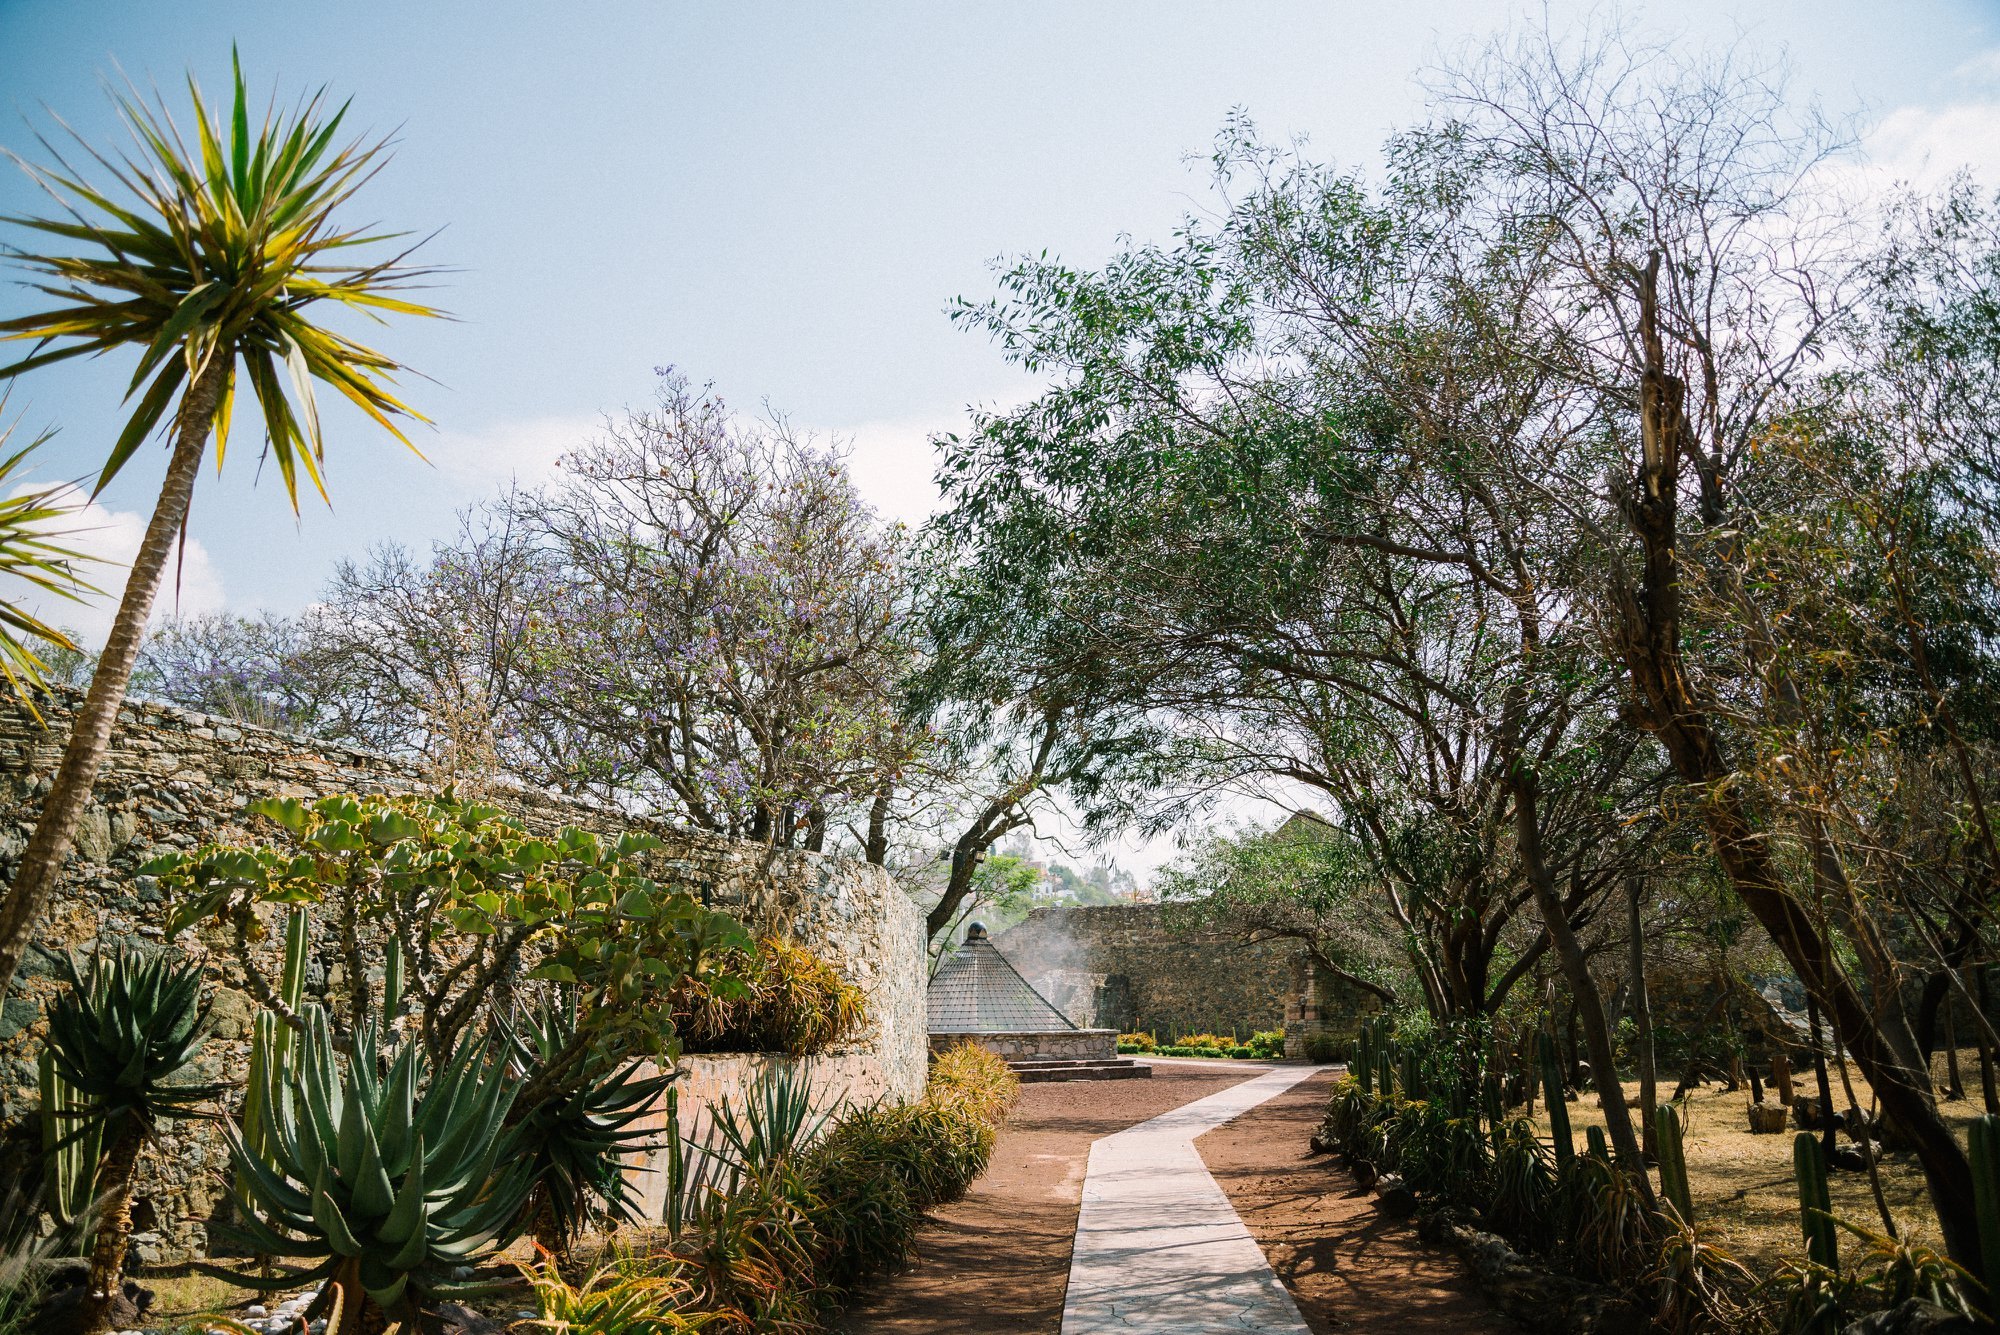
[527, 1045, 1020, 1335]
[1116, 1028, 1286, 1059]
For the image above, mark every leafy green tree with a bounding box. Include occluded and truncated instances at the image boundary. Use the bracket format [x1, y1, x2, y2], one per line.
[0, 54, 440, 995]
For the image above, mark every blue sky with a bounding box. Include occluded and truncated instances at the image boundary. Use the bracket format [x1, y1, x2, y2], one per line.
[2, 0, 1996, 636]
[2, 1, 1998, 869]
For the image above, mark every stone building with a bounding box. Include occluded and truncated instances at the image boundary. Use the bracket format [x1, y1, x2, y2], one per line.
[992, 904, 1376, 1058]
[0, 688, 925, 1263]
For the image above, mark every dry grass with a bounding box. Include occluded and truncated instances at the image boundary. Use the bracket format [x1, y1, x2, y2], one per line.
[1524, 1048, 1987, 1274]
[139, 1268, 263, 1320]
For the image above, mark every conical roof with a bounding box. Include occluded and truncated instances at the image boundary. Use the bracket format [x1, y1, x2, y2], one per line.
[927, 923, 1078, 1033]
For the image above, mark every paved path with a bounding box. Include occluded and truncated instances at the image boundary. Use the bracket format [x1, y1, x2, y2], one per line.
[1059, 1065, 1325, 1334]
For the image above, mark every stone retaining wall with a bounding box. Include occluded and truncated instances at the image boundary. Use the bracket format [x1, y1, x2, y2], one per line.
[927, 1029, 1116, 1061]
[0, 688, 924, 1263]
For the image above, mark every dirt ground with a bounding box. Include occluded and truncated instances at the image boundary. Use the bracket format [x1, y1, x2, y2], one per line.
[1197, 1071, 1517, 1335]
[841, 1061, 1509, 1335]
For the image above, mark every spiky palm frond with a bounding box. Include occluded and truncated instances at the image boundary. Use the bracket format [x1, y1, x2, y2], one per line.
[0, 48, 442, 506]
[0, 420, 96, 708]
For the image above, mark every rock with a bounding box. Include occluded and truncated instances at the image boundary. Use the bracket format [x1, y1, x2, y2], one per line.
[1840, 1299, 1983, 1334]
[1373, 1172, 1418, 1218]
[245, 1308, 267, 1320]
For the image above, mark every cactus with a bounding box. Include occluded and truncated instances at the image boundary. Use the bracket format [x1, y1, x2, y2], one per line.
[1538, 1031, 1573, 1168]
[237, 906, 309, 1212]
[1656, 1102, 1694, 1222]
[1969, 1114, 2000, 1306]
[1585, 1124, 1609, 1164]
[38, 1048, 102, 1237]
[1378, 1041, 1395, 1098]
[1357, 1020, 1375, 1094]
[1794, 1131, 1839, 1270]
[665, 1084, 686, 1236]
[382, 934, 405, 1025]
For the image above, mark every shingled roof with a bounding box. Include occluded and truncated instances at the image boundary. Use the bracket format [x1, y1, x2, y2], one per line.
[926, 923, 1078, 1033]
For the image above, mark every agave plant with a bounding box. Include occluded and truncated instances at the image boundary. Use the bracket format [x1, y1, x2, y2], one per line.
[503, 998, 673, 1263]
[43, 947, 224, 1334]
[218, 1008, 526, 1335]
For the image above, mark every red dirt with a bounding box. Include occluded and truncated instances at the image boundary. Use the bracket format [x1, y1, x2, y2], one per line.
[840, 1061, 1513, 1334]
[1196, 1071, 1517, 1333]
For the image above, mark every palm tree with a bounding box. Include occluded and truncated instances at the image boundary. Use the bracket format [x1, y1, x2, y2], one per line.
[0, 419, 100, 703]
[0, 52, 441, 994]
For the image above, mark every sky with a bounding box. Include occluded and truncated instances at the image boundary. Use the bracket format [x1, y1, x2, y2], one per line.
[0, 0, 1996, 873]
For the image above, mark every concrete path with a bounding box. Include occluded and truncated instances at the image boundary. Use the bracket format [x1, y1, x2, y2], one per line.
[1059, 1065, 1325, 1334]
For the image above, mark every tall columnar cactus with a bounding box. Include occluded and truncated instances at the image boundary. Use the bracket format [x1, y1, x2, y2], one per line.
[1656, 1103, 1694, 1223]
[1794, 1131, 1839, 1271]
[1968, 1114, 2000, 1307]
[1585, 1124, 1610, 1164]
[1356, 1021, 1375, 1094]
[1538, 1032, 1573, 1168]
[1377, 1041, 1395, 1099]
[237, 907, 308, 1213]
[38, 1048, 102, 1236]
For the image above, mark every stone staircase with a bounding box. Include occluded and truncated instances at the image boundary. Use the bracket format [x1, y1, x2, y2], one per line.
[1007, 1056, 1153, 1083]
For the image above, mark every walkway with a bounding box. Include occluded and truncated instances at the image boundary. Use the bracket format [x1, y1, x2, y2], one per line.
[1059, 1065, 1323, 1334]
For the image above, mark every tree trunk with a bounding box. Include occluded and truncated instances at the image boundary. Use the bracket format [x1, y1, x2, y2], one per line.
[1607, 257, 1979, 1266]
[0, 354, 226, 997]
[1807, 994, 1837, 1156]
[1981, 964, 1999, 1115]
[82, 1118, 146, 1334]
[1945, 1002, 1965, 1102]
[1509, 764, 1651, 1193]
[1628, 875, 1658, 1159]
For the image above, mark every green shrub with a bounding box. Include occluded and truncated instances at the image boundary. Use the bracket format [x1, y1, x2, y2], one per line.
[1247, 1028, 1286, 1058]
[1116, 1031, 1157, 1053]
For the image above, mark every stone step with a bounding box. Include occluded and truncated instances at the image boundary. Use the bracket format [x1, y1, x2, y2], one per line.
[1010, 1057, 1153, 1083]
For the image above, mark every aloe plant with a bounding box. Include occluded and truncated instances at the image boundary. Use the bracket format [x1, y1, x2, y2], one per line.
[43, 948, 224, 1334]
[502, 997, 672, 1261]
[219, 1008, 526, 1335]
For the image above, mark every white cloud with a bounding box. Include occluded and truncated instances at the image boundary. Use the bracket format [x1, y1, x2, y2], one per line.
[833, 415, 956, 526]
[425, 414, 601, 494]
[0, 484, 225, 651]
[1863, 100, 2000, 191]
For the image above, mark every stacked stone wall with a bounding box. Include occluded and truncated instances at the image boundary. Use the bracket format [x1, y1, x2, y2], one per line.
[991, 905, 1376, 1058]
[0, 688, 923, 1262]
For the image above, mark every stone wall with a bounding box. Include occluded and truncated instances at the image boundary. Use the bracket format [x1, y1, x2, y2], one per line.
[926, 1029, 1115, 1061]
[991, 906, 1375, 1057]
[0, 688, 924, 1263]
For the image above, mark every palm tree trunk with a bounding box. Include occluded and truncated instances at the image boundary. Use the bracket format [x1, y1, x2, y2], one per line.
[82, 1118, 146, 1335]
[0, 355, 225, 997]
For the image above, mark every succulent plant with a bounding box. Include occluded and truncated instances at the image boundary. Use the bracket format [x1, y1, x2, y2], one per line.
[502, 997, 672, 1261]
[43, 947, 224, 1334]
[218, 1007, 527, 1335]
